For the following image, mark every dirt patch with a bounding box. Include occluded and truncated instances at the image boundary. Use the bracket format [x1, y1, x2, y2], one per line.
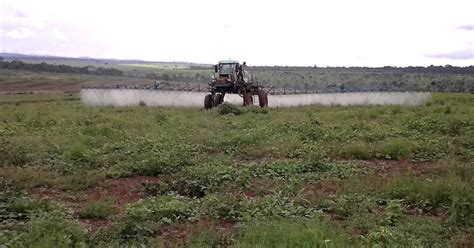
[78, 176, 161, 209]
[243, 190, 257, 198]
[80, 219, 113, 232]
[31, 187, 62, 200]
[33, 176, 161, 209]
[305, 180, 340, 195]
[364, 160, 438, 177]
[302, 180, 341, 207]
[158, 219, 235, 247]
[31, 175, 161, 231]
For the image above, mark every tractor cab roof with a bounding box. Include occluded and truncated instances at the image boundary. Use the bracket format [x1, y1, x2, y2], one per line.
[218, 60, 239, 65]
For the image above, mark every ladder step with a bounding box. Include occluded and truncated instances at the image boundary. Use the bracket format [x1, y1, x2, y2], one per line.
[253, 95, 259, 104]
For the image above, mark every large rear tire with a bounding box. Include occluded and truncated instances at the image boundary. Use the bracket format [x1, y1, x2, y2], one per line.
[204, 94, 213, 109]
[257, 89, 268, 107]
[243, 93, 253, 106]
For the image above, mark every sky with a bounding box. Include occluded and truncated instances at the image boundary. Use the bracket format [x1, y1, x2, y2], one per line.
[1, 0, 473, 66]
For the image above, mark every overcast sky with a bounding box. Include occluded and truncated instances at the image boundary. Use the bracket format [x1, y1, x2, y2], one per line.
[1, 0, 473, 66]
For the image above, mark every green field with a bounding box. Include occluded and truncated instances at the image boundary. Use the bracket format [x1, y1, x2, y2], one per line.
[1, 91, 473, 247]
[2, 54, 473, 93]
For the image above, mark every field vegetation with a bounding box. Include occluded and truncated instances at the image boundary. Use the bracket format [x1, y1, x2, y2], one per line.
[1, 54, 473, 93]
[0, 69, 150, 93]
[0, 91, 472, 247]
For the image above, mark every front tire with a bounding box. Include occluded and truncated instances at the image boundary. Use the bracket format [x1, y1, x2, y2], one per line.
[204, 94, 213, 109]
[257, 89, 268, 107]
[214, 94, 223, 107]
[243, 93, 253, 106]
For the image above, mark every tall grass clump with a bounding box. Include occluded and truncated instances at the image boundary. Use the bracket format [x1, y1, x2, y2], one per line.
[234, 219, 352, 247]
[376, 139, 412, 160]
[340, 143, 373, 160]
[79, 199, 115, 219]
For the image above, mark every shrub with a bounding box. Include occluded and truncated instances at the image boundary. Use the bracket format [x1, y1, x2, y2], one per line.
[218, 103, 242, 115]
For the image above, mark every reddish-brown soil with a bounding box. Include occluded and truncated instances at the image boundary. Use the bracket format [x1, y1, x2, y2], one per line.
[158, 219, 235, 247]
[243, 190, 258, 198]
[78, 176, 161, 208]
[32, 176, 161, 209]
[305, 179, 340, 195]
[364, 160, 438, 177]
[31, 175, 161, 232]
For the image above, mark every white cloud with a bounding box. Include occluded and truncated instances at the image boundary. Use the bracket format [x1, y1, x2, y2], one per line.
[51, 29, 67, 41]
[1, 0, 473, 66]
[5, 28, 35, 39]
[458, 25, 474, 31]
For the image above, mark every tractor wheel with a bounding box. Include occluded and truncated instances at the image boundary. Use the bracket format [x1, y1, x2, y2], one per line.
[204, 94, 213, 109]
[219, 94, 224, 104]
[214, 94, 223, 107]
[257, 89, 268, 107]
[243, 93, 253, 106]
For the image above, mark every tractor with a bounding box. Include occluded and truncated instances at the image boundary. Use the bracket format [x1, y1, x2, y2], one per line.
[204, 60, 268, 109]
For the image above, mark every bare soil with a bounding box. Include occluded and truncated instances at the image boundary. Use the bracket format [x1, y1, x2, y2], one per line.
[364, 160, 438, 177]
[158, 219, 235, 247]
[31, 175, 161, 232]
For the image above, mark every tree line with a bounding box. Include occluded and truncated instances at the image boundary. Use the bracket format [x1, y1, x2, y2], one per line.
[251, 65, 474, 75]
[0, 60, 124, 76]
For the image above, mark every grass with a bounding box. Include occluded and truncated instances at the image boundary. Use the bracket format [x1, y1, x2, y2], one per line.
[0, 91, 472, 247]
[79, 199, 115, 219]
[234, 219, 352, 247]
[0, 69, 150, 93]
[11, 212, 88, 248]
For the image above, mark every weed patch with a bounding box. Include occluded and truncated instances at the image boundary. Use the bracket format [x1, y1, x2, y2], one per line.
[217, 103, 242, 115]
[79, 199, 115, 219]
[234, 219, 352, 247]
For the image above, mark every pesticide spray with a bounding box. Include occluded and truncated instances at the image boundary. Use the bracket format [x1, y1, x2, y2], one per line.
[80, 89, 431, 107]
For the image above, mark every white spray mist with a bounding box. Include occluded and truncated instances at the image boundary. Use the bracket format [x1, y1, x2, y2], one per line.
[80, 89, 431, 107]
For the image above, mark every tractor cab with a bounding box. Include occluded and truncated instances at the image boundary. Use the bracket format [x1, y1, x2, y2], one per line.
[213, 60, 240, 83]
